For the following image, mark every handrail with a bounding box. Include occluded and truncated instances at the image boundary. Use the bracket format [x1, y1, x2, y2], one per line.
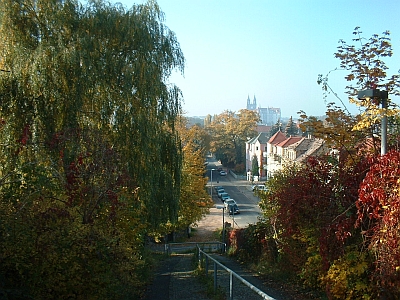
[197, 246, 276, 300]
[165, 241, 226, 254]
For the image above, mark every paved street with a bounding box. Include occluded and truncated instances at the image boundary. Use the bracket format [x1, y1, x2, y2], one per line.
[206, 158, 263, 229]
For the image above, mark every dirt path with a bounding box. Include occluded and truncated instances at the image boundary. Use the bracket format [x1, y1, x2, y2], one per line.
[188, 207, 224, 242]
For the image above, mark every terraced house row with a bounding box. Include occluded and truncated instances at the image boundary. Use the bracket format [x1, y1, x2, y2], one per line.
[246, 131, 326, 180]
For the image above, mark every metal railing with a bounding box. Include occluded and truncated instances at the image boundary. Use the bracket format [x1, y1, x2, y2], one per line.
[197, 246, 276, 300]
[165, 241, 226, 255]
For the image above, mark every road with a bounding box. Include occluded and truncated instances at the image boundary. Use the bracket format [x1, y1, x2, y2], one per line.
[206, 158, 262, 229]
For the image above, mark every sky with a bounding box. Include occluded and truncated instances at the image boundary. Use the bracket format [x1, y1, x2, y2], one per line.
[115, 0, 400, 118]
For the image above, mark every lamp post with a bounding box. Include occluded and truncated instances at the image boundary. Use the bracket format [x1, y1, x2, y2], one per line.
[357, 88, 388, 155]
[216, 205, 225, 251]
[232, 208, 234, 229]
[210, 168, 215, 200]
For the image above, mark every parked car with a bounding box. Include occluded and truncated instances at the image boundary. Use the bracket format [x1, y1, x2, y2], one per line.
[214, 186, 224, 192]
[217, 191, 227, 199]
[224, 199, 236, 210]
[217, 189, 226, 198]
[252, 184, 267, 192]
[219, 170, 227, 176]
[220, 193, 230, 202]
[227, 203, 240, 215]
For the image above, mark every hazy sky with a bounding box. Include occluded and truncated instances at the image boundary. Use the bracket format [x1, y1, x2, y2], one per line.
[116, 0, 400, 118]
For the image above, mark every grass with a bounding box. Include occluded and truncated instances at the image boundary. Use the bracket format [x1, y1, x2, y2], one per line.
[193, 256, 226, 300]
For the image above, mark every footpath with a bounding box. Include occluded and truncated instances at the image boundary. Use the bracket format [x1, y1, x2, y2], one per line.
[140, 249, 305, 300]
[141, 253, 210, 300]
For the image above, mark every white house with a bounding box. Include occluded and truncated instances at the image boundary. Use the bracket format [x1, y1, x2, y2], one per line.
[245, 132, 269, 179]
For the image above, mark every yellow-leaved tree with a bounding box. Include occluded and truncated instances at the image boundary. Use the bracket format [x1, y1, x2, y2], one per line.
[206, 109, 260, 170]
[175, 118, 213, 236]
[319, 27, 400, 133]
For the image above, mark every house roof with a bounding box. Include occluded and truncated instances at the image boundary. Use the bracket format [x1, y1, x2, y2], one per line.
[295, 138, 326, 162]
[248, 132, 269, 145]
[276, 136, 303, 148]
[268, 131, 286, 145]
[257, 132, 269, 144]
[287, 137, 310, 152]
[247, 135, 258, 144]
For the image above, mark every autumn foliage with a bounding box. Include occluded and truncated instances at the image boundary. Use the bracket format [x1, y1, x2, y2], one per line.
[227, 27, 400, 299]
[356, 150, 400, 295]
[231, 103, 400, 298]
[230, 149, 400, 298]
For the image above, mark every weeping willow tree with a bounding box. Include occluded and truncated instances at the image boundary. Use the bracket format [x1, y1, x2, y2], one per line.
[0, 0, 184, 298]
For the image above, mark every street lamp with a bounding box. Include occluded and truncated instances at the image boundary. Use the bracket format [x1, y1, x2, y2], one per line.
[357, 88, 388, 155]
[216, 204, 226, 251]
[210, 168, 215, 200]
[232, 208, 235, 229]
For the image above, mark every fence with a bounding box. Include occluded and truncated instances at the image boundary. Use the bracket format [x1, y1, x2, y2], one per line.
[197, 246, 276, 300]
[165, 241, 226, 255]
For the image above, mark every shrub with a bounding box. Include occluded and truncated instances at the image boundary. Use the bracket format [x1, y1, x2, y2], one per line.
[321, 250, 374, 300]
